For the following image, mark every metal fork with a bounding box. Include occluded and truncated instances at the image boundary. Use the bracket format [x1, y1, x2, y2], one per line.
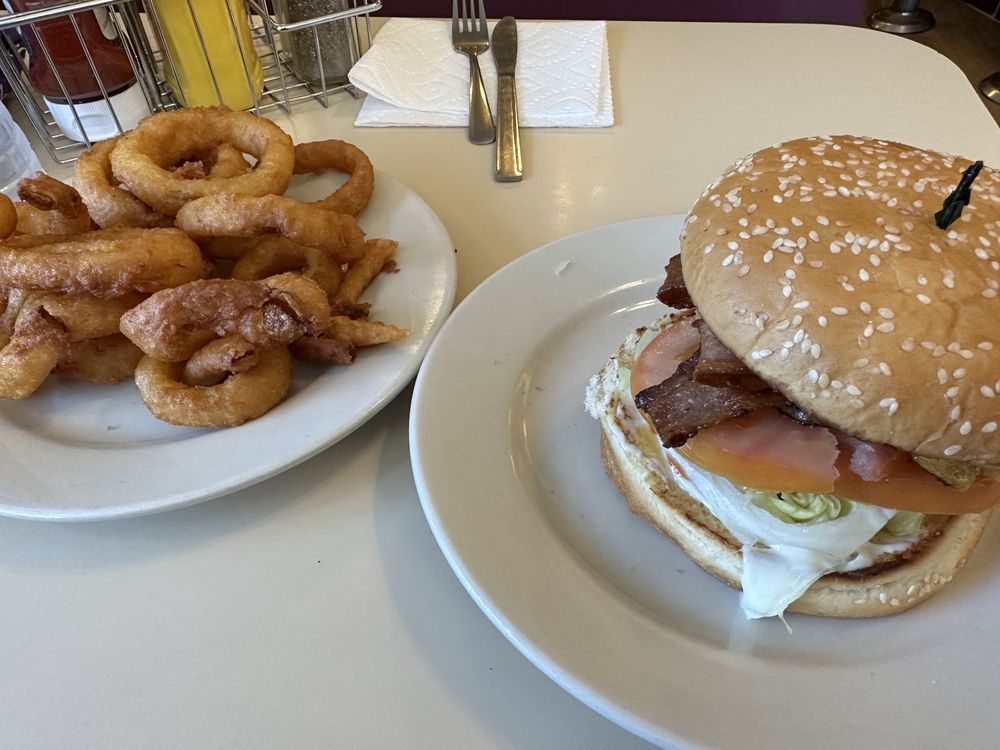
[452, 0, 495, 144]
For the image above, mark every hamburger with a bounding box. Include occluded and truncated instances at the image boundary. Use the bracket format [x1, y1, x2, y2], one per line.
[585, 135, 1000, 619]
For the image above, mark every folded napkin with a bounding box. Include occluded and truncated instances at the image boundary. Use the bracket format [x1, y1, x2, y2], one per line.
[348, 18, 613, 128]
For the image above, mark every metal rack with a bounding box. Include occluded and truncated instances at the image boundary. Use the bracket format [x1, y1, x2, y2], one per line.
[0, 0, 380, 164]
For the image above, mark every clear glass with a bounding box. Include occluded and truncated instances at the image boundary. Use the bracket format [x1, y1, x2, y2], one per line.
[0, 99, 43, 197]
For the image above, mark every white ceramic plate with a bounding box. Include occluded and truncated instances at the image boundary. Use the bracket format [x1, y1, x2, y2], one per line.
[0, 172, 456, 521]
[410, 216, 1000, 750]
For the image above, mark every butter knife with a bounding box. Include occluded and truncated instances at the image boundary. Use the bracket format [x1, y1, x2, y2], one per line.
[491, 16, 522, 182]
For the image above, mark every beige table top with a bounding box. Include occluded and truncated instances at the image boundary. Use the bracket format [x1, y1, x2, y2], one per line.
[4, 19, 1000, 750]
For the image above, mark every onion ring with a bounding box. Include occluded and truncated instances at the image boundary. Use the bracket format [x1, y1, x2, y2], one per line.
[74, 138, 174, 229]
[134, 346, 292, 427]
[230, 236, 343, 298]
[24, 291, 147, 341]
[0, 305, 68, 399]
[290, 334, 354, 364]
[73, 136, 173, 229]
[174, 193, 366, 263]
[55, 333, 143, 384]
[0, 194, 16, 240]
[110, 107, 295, 215]
[0, 228, 210, 297]
[15, 173, 93, 235]
[119, 273, 330, 361]
[182, 335, 260, 386]
[334, 238, 398, 304]
[293, 139, 375, 217]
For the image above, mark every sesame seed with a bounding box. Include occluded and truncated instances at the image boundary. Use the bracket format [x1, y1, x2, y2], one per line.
[960, 421, 972, 435]
[808, 369, 819, 383]
[937, 369, 948, 385]
[837, 186, 851, 197]
[859, 268, 871, 282]
[818, 316, 828, 328]
[782, 286, 792, 298]
[793, 300, 809, 309]
[722, 254, 735, 267]
[879, 362, 892, 375]
[817, 215, 829, 225]
[703, 243, 715, 254]
[946, 386, 959, 398]
[943, 276, 955, 289]
[828, 242, 842, 254]
[981, 386, 995, 398]
[944, 445, 962, 456]
[983, 422, 998, 433]
[846, 384, 862, 396]
[900, 339, 914, 352]
[751, 349, 773, 359]
[763, 250, 774, 263]
[876, 321, 895, 333]
[870, 255, 881, 267]
[917, 294, 932, 305]
[831, 307, 848, 316]
[979, 342, 994, 350]
[727, 241, 739, 250]
[953, 368, 967, 378]
[810, 343, 821, 358]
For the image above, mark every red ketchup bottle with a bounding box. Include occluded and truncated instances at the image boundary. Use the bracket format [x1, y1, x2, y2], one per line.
[7, 0, 149, 142]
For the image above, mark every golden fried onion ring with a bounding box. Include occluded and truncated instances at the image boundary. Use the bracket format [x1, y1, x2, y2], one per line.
[0, 305, 68, 399]
[230, 236, 343, 298]
[110, 107, 295, 215]
[182, 335, 260, 386]
[175, 193, 366, 263]
[134, 345, 292, 427]
[5, 289, 145, 341]
[294, 139, 375, 217]
[55, 333, 143, 384]
[74, 138, 174, 229]
[0, 228, 210, 297]
[0, 194, 16, 240]
[119, 273, 330, 361]
[15, 173, 93, 236]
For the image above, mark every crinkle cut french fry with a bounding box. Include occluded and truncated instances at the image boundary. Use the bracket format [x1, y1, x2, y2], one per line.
[326, 315, 409, 346]
[333, 238, 398, 304]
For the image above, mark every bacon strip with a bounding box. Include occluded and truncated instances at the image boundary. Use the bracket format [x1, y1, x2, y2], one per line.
[656, 255, 693, 309]
[635, 353, 786, 448]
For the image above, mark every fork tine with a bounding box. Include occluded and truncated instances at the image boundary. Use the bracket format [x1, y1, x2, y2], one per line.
[464, 0, 472, 32]
[452, 0, 459, 36]
[477, 0, 487, 34]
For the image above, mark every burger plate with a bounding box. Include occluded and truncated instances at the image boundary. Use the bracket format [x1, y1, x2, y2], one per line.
[410, 215, 1000, 750]
[0, 172, 456, 521]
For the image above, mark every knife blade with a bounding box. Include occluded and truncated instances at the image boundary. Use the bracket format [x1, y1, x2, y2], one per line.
[491, 16, 522, 182]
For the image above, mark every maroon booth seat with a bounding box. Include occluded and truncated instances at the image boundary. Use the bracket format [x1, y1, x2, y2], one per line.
[377, 1, 867, 25]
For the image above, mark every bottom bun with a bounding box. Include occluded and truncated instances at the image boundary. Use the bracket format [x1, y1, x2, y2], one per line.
[599, 427, 993, 618]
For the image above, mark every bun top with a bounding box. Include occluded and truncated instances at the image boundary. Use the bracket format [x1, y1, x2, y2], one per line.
[680, 135, 1000, 465]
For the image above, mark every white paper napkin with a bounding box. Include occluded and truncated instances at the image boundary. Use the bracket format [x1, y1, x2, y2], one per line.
[348, 18, 613, 128]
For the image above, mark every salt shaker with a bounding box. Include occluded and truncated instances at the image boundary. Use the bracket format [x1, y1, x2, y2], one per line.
[0, 100, 43, 199]
[274, 0, 355, 84]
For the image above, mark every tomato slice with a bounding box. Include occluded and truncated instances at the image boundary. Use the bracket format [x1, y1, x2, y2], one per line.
[678, 409, 840, 493]
[832, 450, 1000, 514]
[630, 318, 700, 396]
[674, 409, 1000, 514]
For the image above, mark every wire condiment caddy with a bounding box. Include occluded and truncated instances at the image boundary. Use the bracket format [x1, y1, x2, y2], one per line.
[0, 0, 380, 164]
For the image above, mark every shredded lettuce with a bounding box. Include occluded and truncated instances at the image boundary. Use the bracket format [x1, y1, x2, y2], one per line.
[750, 491, 850, 524]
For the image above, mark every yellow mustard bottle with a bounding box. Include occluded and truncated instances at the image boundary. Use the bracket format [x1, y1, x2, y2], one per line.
[149, 0, 264, 110]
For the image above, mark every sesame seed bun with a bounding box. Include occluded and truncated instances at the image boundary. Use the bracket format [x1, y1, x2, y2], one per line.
[680, 135, 1000, 465]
